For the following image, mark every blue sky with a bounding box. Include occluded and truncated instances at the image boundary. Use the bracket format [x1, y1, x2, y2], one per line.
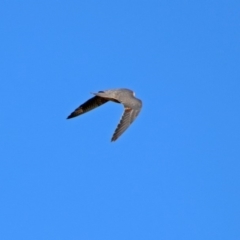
[0, 1, 240, 239]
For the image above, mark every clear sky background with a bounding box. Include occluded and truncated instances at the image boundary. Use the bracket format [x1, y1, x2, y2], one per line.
[1, 1, 240, 240]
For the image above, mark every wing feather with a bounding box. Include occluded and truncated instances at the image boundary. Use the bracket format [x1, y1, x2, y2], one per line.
[111, 108, 140, 141]
[67, 96, 108, 119]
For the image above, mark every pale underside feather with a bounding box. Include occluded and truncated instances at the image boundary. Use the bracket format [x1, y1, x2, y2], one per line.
[111, 107, 140, 141]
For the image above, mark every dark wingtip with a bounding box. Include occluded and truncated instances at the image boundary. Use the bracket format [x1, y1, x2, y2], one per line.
[66, 113, 76, 119]
[111, 136, 117, 142]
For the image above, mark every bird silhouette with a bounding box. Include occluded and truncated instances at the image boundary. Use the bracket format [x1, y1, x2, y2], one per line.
[67, 88, 142, 141]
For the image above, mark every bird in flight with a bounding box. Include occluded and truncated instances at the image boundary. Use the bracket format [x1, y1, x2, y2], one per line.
[67, 88, 142, 141]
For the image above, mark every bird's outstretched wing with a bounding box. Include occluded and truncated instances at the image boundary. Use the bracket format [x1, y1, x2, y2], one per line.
[67, 96, 108, 119]
[111, 107, 141, 141]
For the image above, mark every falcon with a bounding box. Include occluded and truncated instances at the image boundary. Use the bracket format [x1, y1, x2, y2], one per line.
[67, 88, 142, 141]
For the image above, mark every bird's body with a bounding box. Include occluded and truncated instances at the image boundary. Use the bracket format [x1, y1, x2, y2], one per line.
[67, 88, 142, 141]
